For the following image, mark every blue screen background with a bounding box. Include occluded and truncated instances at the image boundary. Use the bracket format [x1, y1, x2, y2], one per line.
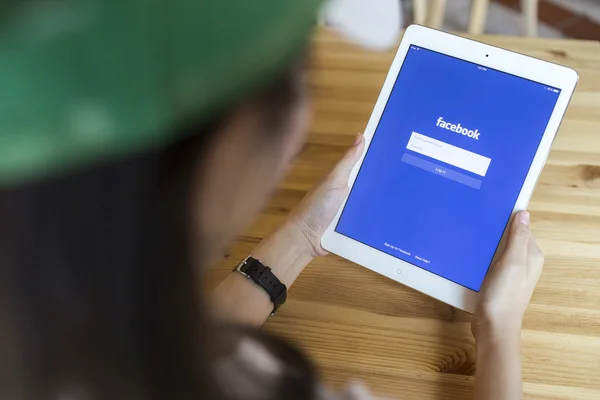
[335, 46, 560, 291]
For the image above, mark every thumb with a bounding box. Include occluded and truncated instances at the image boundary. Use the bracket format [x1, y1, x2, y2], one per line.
[503, 211, 531, 262]
[332, 133, 365, 178]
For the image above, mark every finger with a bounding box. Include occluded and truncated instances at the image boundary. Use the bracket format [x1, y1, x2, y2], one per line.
[503, 211, 532, 263]
[527, 234, 545, 281]
[332, 133, 365, 178]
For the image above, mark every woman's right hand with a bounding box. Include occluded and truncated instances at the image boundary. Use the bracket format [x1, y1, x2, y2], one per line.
[472, 211, 545, 343]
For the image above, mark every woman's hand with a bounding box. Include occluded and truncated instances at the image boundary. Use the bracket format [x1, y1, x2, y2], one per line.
[288, 133, 365, 257]
[472, 211, 543, 400]
[472, 211, 545, 343]
[211, 133, 365, 326]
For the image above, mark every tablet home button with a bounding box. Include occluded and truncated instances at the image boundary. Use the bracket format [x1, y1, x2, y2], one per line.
[396, 269, 403, 275]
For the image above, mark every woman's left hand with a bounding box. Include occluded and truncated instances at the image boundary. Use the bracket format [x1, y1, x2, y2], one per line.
[212, 133, 364, 326]
[287, 133, 365, 257]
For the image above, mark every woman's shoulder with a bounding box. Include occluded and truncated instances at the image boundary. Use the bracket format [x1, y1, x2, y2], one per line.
[319, 383, 389, 400]
[213, 328, 390, 400]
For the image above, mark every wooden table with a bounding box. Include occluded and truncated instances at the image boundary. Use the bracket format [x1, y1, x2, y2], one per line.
[209, 29, 600, 399]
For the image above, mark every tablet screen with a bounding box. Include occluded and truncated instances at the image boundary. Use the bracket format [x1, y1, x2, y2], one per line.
[335, 45, 561, 291]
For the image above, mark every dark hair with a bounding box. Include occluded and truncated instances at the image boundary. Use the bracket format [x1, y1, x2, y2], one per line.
[0, 56, 317, 400]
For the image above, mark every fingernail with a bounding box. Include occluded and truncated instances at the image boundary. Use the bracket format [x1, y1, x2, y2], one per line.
[353, 133, 362, 146]
[519, 211, 530, 227]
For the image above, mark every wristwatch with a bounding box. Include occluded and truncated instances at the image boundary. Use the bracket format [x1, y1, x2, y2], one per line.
[234, 256, 287, 315]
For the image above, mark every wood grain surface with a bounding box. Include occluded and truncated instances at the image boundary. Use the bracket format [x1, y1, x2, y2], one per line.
[207, 29, 600, 399]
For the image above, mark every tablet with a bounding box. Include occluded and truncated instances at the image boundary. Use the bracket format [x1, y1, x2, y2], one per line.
[321, 25, 578, 313]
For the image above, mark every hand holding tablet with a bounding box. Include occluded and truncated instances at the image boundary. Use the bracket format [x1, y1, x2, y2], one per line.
[472, 210, 544, 339]
[321, 25, 578, 312]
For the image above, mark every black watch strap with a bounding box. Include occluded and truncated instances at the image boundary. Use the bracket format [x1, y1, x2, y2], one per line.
[235, 256, 287, 315]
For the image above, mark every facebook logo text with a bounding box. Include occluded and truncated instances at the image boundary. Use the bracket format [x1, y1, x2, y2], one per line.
[436, 117, 481, 140]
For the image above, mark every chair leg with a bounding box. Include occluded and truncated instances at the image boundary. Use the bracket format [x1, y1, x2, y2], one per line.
[522, 0, 538, 37]
[468, 0, 490, 35]
[413, 0, 428, 25]
[427, 0, 447, 29]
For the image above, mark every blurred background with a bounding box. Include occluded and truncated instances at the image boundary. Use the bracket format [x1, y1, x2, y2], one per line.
[437, 0, 600, 38]
[344, 0, 600, 39]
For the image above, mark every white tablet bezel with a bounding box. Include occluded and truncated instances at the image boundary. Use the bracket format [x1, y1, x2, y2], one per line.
[321, 25, 578, 313]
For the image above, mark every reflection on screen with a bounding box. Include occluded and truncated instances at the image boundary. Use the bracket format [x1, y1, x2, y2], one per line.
[335, 45, 560, 291]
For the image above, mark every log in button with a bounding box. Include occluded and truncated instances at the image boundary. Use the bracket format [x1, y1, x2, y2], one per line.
[401, 152, 482, 189]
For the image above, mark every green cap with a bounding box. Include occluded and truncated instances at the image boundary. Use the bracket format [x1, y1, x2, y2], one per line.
[0, 0, 322, 186]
